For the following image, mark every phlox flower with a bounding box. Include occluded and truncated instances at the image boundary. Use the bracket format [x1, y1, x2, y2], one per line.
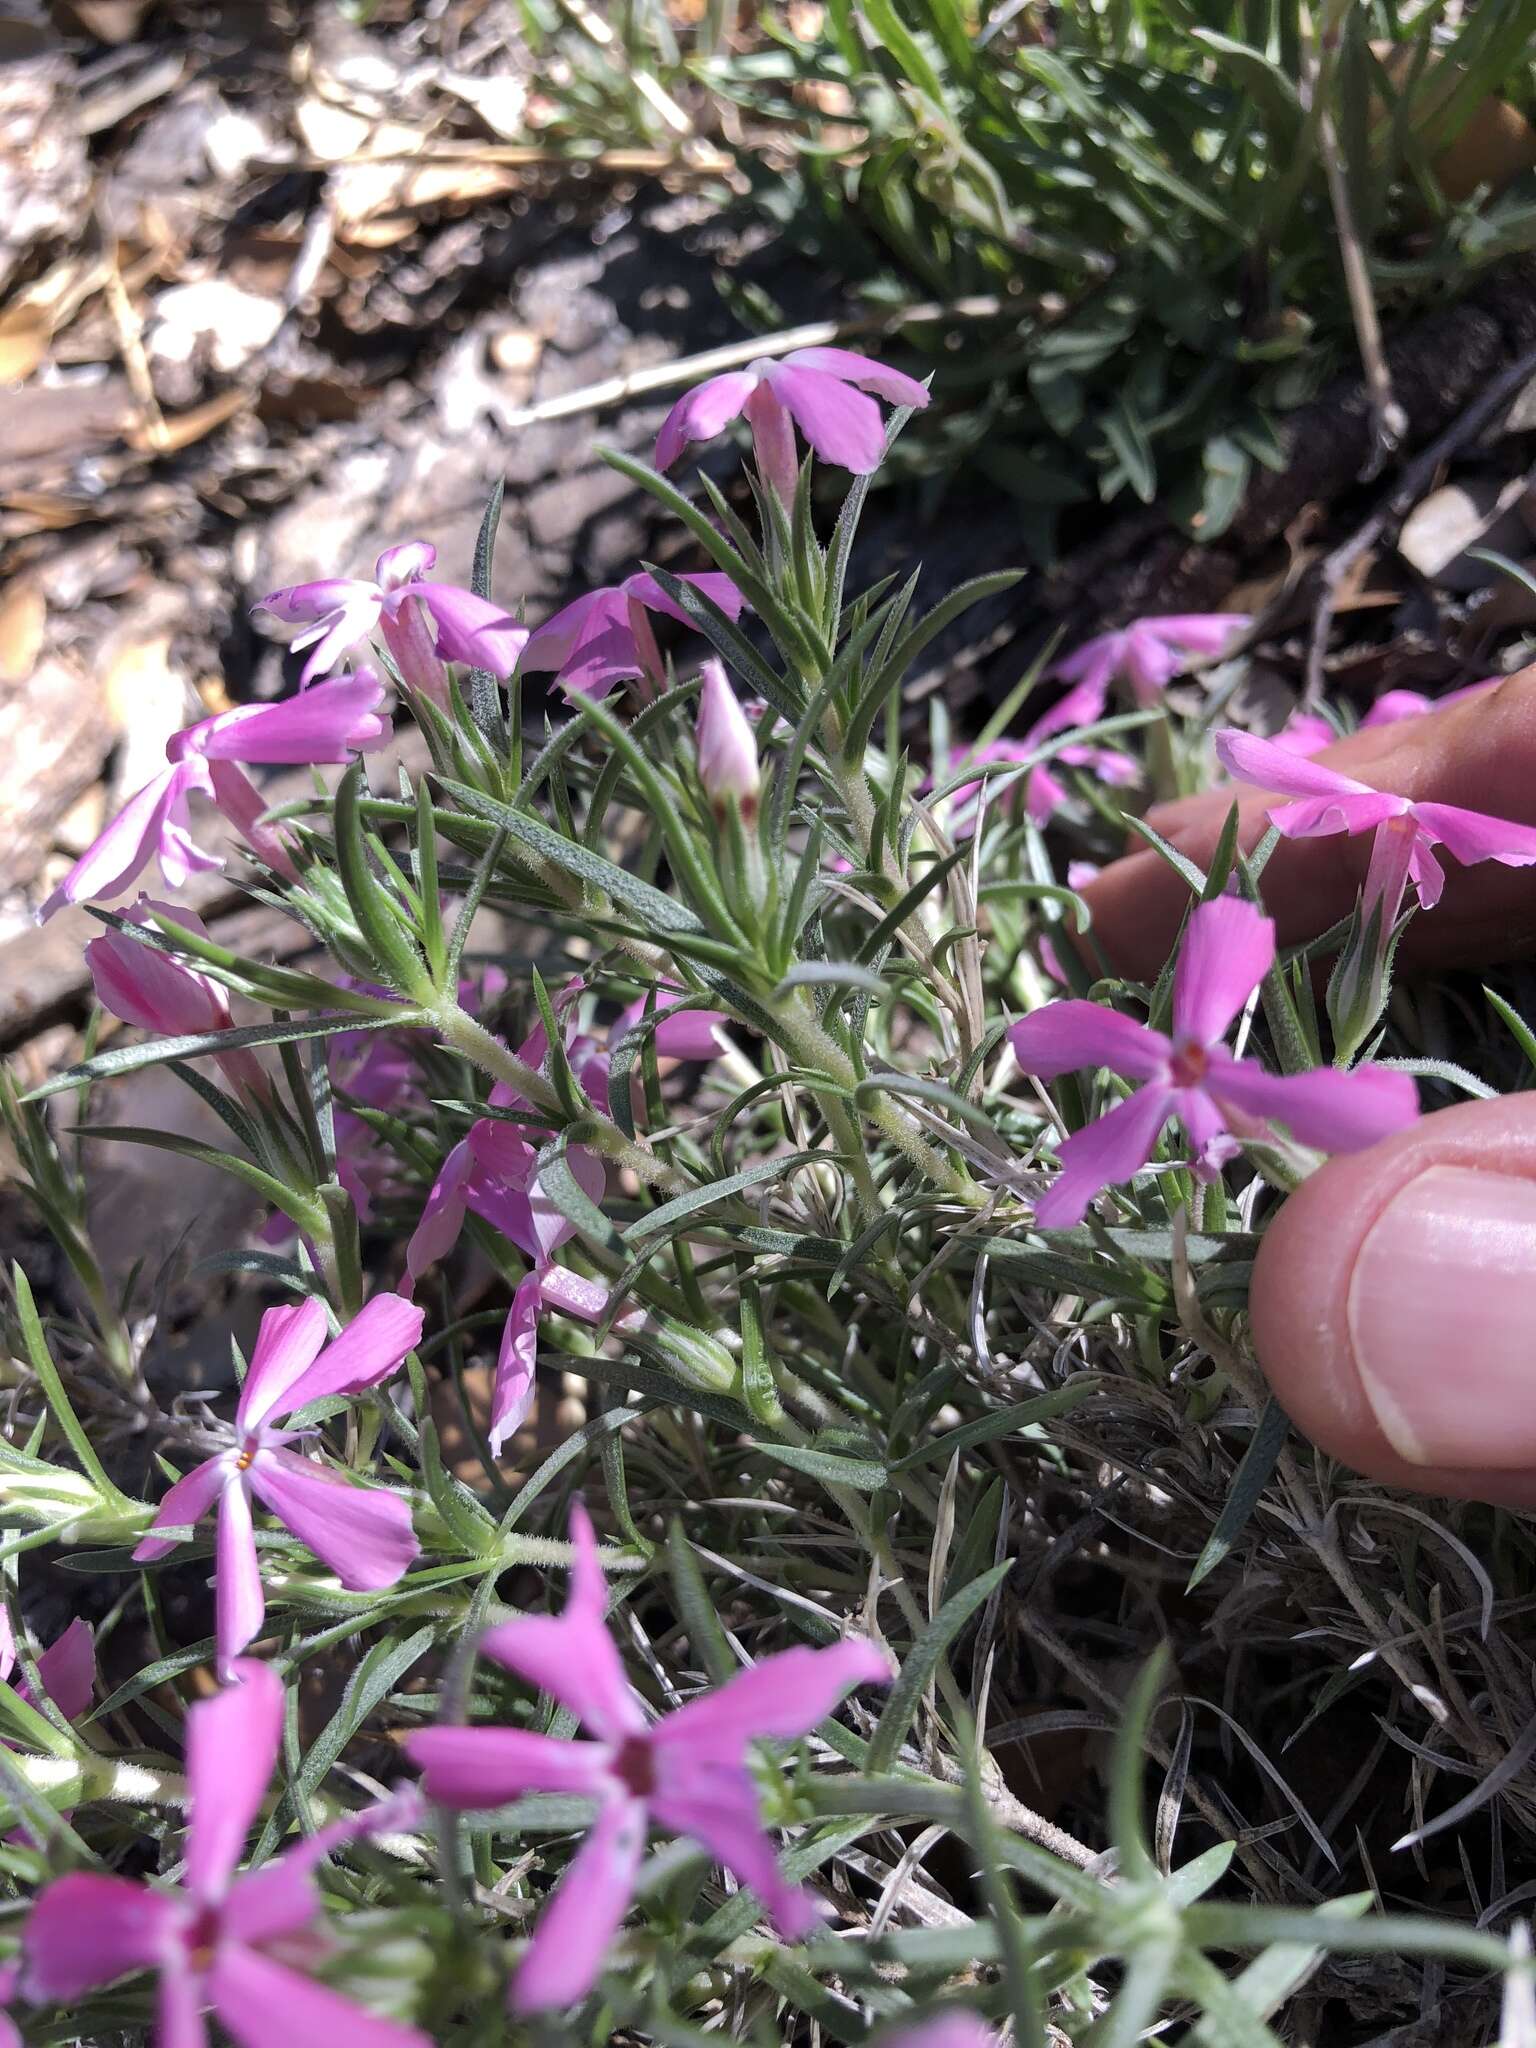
[407, 1501, 892, 2015]
[1215, 726, 1536, 921]
[655, 346, 930, 503]
[1054, 613, 1249, 711]
[38, 672, 390, 922]
[522, 574, 745, 701]
[85, 898, 267, 1100]
[938, 677, 1136, 835]
[694, 658, 761, 811]
[23, 1658, 428, 2048]
[877, 2017, 997, 2048]
[1009, 896, 1420, 1228]
[407, 982, 726, 1453]
[133, 1294, 423, 1677]
[0, 1612, 92, 1725]
[256, 540, 526, 693]
[1275, 675, 1501, 756]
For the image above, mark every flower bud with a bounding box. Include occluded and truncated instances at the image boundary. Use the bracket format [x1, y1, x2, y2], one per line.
[695, 660, 760, 815]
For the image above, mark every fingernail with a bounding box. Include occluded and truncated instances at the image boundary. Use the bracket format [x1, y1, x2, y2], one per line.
[1349, 1164, 1536, 1467]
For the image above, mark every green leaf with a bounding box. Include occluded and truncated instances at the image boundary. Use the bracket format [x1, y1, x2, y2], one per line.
[9, 1265, 143, 1517]
[865, 1560, 1011, 1773]
[752, 1441, 888, 1490]
[1187, 1398, 1290, 1592]
[25, 1013, 413, 1104]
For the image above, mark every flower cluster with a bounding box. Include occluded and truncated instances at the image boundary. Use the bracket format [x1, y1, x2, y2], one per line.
[11, 326, 1533, 2047]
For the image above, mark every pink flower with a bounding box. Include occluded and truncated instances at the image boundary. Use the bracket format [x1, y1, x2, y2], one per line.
[1215, 726, 1536, 919]
[1276, 676, 1502, 757]
[256, 541, 527, 692]
[405, 1120, 605, 1455]
[0, 1613, 93, 1724]
[611, 982, 729, 1064]
[522, 574, 745, 701]
[939, 676, 1136, 834]
[23, 1658, 429, 2048]
[37, 674, 389, 922]
[407, 1502, 893, 2015]
[695, 659, 760, 811]
[85, 898, 267, 1098]
[133, 1295, 423, 1677]
[655, 347, 930, 503]
[1054, 614, 1249, 710]
[1009, 896, 1420, 1227]
[877, 2017, 996, 2048]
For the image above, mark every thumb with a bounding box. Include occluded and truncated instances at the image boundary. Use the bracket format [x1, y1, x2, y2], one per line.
[1251, 1093, 1536, 1505]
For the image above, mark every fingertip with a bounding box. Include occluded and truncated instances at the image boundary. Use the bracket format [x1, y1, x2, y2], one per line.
[1250, 1094, 1536, 1504]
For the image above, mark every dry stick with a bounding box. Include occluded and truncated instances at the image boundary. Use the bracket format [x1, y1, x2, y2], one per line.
[1301, 338, 1536, 706]
[1317, 107, 1406, 482]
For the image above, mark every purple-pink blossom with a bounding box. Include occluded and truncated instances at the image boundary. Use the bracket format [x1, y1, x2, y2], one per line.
[23, 1658, 428, 2048]
[407, 1501, 892, 2015]
[1215, 727, 1536, 919]
[86, 898, 267, 1099]
[256, 540, 526, 693]
[1054, 613, 1249, 711]
[938, 676, 1136, 834]
[37, 673, 390, 922]
[406, 983, 724, 1452]
[655, 347, 930, 502]
[1276, 676, 1501, 757]
[0, 1612, 93, 1725]
[521, 574, 745, 700]
[695, 658, 760, 811]
[133, 1294, 423, 1677]
[1009, 896, 1420, 1227]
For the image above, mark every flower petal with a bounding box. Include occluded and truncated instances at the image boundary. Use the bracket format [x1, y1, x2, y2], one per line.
[407, 1726, 613, 1807]
[653, 1639, 892, 1757]
[133, 1455, 232, 1563]
[1009, 1002, 1170, 1084]
[521, 591, 625, 678]
[236, 1298, 331, 1433]
[374, 541, 437, 588]
[479, 1501, 644, 1741]
[1034, 1084, 1175, 1230]
[508, 1795, 646, 2016]
[36, 762, 216, 921]
[654, 371, 758, 470]
[623, 571, 747, 629]
[32, 1618, 94, 1723]
[263, 1292, 423, 1421]
[262, 1294, 423, 1425]
[1050, 632, 1121, 704]
[186, 1657, 284, 1904]
[650, 1758, 821, 1939]
[1262, 789, 1406, 840]
[157, 1963, 210, 2048]
[22, 1873, 178, 2001]
[1205, 1056, 1420, 1153]
[174, 675, 389, 764]
[86, 929, 227, 1038]
[411, 583, 528, 677]
[248, 1451, 418, 1591]
[1170, 896, 1275, 1048]
[209, 1941, 431, 2048]
[780, 347, 931, 409]
[1412, 800, 1536, 871]
[216, 1481, 267, 1679]
[405, 1139, 474, 1285]
[1141, 613, 1248, 657]
[1213, 728, 1376, 802]
[766, 363, 886, 473]
[488, 1273, 540, 1459]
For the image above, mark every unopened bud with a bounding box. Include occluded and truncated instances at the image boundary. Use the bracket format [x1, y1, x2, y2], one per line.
[696, 660, 760, 815]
